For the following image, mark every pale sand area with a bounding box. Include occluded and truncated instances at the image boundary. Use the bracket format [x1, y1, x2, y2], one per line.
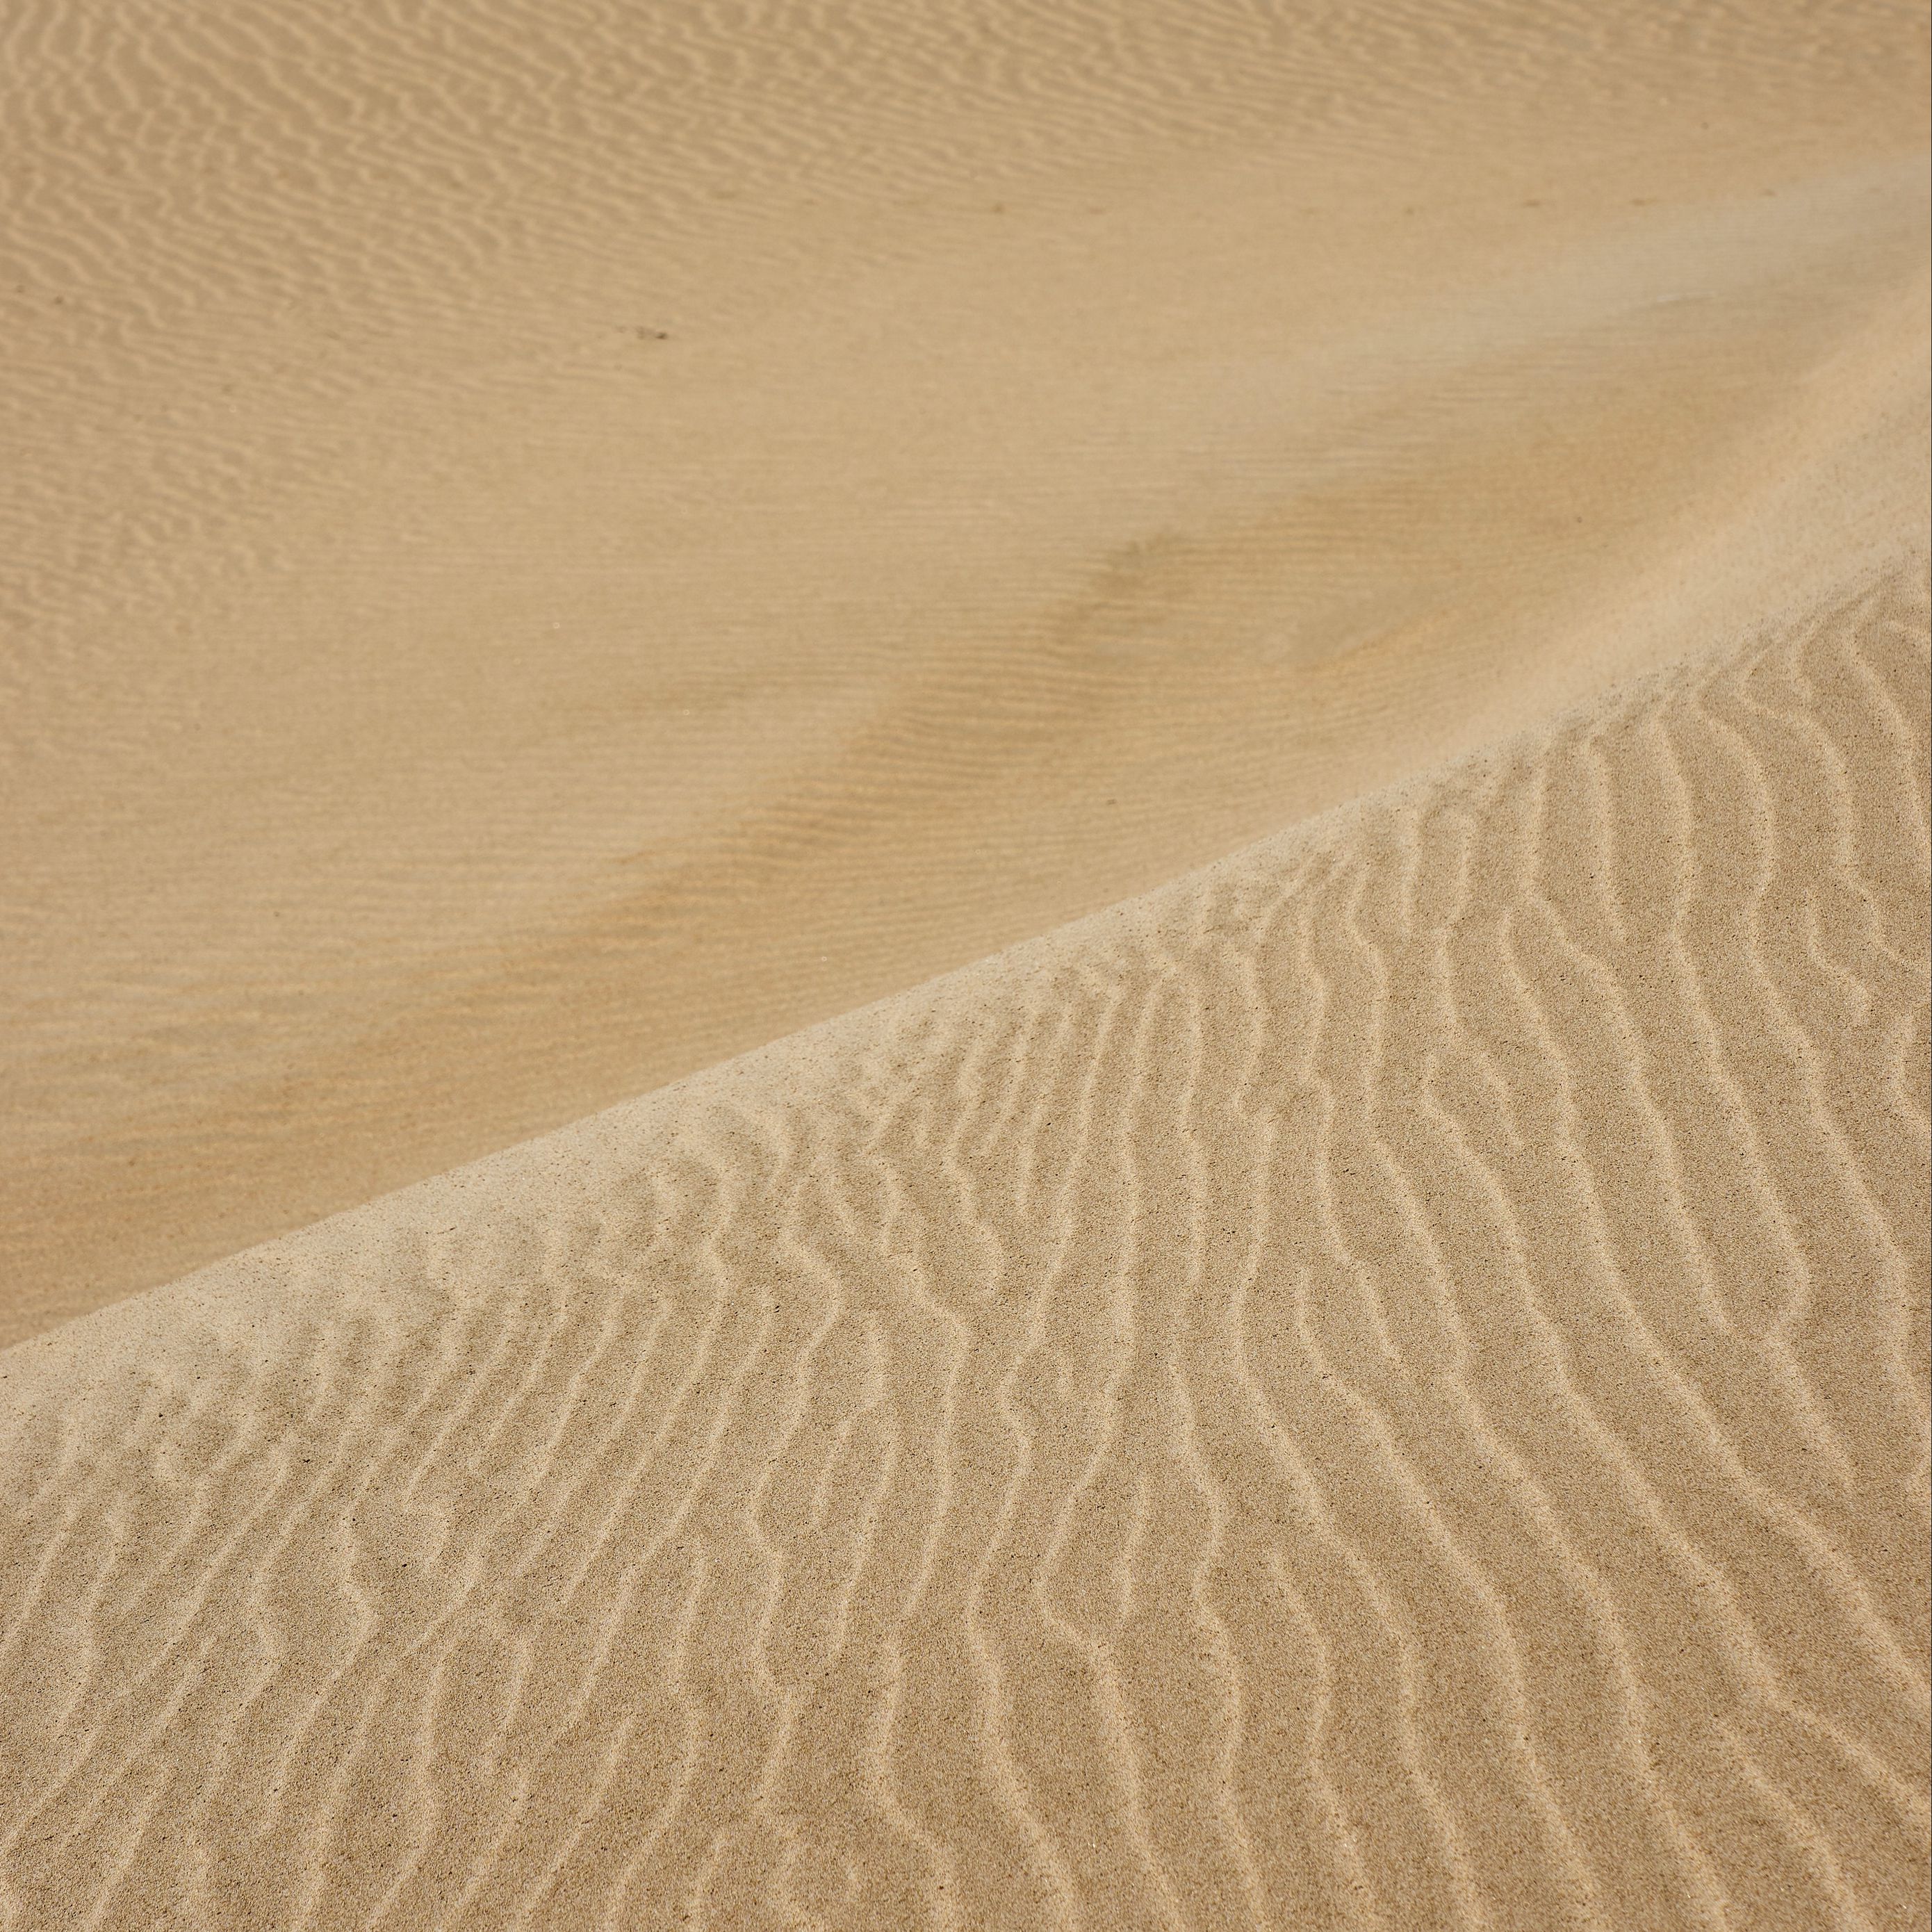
[3, 0, 1928, 1338]
[1, 568, 1926, 1928]
[3, 0, 1931, 1927]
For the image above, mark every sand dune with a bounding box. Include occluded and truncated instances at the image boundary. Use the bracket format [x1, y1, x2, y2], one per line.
[5, 0, 1929, 1922]
[1, 565, 1924, 1929]
[4, 0, 1928, 1339]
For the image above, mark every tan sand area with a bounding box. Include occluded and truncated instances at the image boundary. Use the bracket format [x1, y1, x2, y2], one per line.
[0, 0, 1926, 1925]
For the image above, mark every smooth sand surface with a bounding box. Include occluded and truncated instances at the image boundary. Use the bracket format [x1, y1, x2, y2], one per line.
[4, 0, 1929, 1338]
[3, 0, 1929, 1926]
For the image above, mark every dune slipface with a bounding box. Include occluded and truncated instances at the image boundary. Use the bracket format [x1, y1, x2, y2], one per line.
[1, 566, 1924, 1930]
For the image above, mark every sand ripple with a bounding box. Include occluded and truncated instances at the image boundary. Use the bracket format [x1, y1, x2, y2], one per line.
[1, 566, 1924, 1929]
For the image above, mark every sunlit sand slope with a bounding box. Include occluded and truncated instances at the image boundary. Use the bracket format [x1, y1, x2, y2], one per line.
[1, 563, 1924, 1929]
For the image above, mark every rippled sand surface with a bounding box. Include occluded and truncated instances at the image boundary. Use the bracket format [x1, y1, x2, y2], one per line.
[4, 568, 1926, 1929]
[2, 0, 1927, 1925]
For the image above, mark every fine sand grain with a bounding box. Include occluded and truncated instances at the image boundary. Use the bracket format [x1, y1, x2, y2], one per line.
[1, 567, 1926, 1929]
[3, 0, 1929, 1926]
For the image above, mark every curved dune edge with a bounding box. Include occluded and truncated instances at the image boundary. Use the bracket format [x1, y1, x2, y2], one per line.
[1, 560, 1929, 1929]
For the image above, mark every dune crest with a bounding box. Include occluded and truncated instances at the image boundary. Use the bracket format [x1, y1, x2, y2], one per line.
[3, 564, 1925, 1930]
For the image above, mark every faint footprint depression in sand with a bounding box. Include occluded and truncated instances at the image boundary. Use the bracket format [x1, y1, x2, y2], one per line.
[1, 1, 1926, 1927]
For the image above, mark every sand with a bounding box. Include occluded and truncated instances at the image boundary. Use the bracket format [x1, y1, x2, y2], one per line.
[1, 0, 1927, 1925]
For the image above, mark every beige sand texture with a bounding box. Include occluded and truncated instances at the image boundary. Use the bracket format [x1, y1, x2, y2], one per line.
[4, 0, 1931, 1926]
[0, 566, 1926, 1929]
[4, 0, 1929, 1339]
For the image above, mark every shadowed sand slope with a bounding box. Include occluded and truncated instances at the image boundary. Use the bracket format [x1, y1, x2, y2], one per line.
[1, 564, 1925, 1930]
[4, 0, 1928, 1338]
